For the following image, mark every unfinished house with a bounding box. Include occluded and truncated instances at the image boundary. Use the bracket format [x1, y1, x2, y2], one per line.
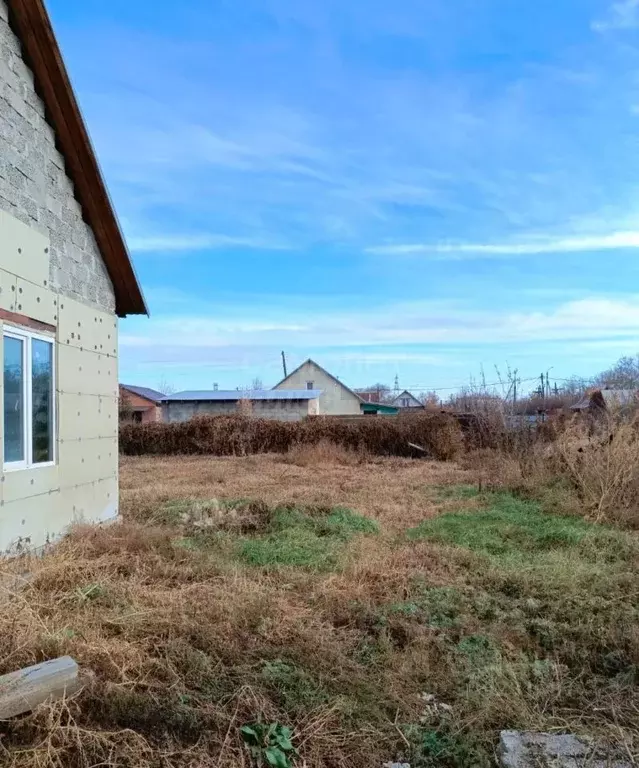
[274, 359, 362, 415]
[0, 0, 146, 552]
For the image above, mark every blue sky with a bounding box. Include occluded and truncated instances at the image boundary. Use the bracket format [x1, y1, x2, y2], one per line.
[49, 0, 639, 395]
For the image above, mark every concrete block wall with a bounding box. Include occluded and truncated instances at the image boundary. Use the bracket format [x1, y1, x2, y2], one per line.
[162, 399, 314, 423]
[252, 399, 312, 422]
[0, 0, 115, 313]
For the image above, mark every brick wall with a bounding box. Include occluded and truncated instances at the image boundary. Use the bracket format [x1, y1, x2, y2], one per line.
[0, 0, 115, 313]
[120, 388, 161, 423]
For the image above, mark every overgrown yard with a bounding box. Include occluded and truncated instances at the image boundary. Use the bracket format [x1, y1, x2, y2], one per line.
[1, 452, 638, 767]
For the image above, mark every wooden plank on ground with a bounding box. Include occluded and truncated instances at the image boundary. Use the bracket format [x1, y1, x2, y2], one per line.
[0, 656, 80, 719]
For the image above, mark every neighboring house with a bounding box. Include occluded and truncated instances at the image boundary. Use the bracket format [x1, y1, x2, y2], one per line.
[162, 390, 321, 423]
[391, 390, 424, 409]
[571, 389, 637, 414]
[274, 359, 362, 415]
[120, 385, 164, 423]
[356, 389, 385, 404]
[0, 0, 146, 552]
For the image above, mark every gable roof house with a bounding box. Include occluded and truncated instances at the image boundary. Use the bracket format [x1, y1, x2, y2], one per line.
[120, 385, 164, 424]
[391, 390, 424, 409]
[0, 0, 146, 552]
[274, 359, 362, 416]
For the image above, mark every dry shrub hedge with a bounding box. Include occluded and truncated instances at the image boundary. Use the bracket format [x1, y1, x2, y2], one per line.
[120, 413, 464, 461]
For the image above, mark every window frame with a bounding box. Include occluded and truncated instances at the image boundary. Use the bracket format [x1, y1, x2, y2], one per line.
[3, 326, 56, 472]
[306, 381, 314, 390]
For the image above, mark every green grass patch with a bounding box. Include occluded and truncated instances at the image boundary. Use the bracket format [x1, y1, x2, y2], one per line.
[404, 725, 491, 768]
[387, 585, 465, 628]
[238, 505, 378, 570]
[407, 491, 602, 564]
[260, 659, 331, 713]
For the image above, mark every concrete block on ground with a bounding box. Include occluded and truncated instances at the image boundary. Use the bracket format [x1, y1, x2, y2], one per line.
[0, 656, 80, 719]
[499, 730, 632, 768]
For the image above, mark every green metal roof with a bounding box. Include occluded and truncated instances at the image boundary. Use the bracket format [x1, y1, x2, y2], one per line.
[361, 402, 399, 415]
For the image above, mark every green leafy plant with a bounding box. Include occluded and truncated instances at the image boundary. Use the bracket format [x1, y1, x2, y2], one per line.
[240, 722, 298, 768]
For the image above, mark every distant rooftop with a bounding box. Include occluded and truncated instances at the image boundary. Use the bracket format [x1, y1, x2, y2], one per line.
[121, 384, 166, 403]
[163, 389, 322, 402]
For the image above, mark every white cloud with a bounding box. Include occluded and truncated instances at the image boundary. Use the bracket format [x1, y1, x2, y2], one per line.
[592, 0, 639, 31]
[127, 233, 290, 253]
[367, 231, 639, 257]
[120, 296, 639, 361]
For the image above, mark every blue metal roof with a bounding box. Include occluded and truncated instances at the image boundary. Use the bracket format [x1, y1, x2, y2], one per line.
[163, 389, 322, 402]
[121, 384, 166, 403]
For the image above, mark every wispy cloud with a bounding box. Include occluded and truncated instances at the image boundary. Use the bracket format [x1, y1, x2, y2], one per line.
[120, 296, 639, 361]
[592, 0, 639, 31]
[367, 231, 639, 258]
[127, 233, 290, 253]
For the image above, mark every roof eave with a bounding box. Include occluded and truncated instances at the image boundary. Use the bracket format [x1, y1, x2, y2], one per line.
[7, 0, 147, 317]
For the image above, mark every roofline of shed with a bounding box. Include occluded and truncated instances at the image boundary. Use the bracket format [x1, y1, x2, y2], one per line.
[7, 0, 147, 317]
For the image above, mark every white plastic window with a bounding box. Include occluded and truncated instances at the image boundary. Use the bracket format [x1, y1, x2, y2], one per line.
[3, 328, 55, 471]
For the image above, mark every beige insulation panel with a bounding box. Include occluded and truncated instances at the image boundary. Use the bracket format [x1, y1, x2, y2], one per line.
[0, 211, 49, 286]
[58, 295, 118, 356]
[58, 345, 118, 398]
[58, 393, 118, 440]
[62, 477, 118, 525]
[14, 277, 58, 326]
[2, 465, 60, 504]
[0, 491, 61, 549]
[58, 436, 118, 488]
[0, 268, 18, 312]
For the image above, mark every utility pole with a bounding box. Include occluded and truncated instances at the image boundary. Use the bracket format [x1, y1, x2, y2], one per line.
[394, 374, 400, 395]
[281, 351, 288, 379]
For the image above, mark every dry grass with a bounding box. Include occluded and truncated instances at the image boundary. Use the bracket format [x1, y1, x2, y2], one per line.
[0, 454, 638, 767]
[120, 453, 471, 533]
[284, 440, 365, 467]
[464, 416, 639, 527]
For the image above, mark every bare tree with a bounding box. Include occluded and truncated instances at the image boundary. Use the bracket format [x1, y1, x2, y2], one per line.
[594, 354, 639, 390]
[420, 390, 441, 408]
[118, 393, 134, 423]
[157, 378, 177, 396]
[250, 377, 264, 391]
[360, 383, 392, 402]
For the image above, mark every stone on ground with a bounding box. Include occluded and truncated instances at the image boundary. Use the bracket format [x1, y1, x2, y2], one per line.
[499, 730, 632, 767]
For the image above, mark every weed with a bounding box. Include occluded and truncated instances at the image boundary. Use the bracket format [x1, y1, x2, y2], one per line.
[240, 722, 298, 768]
[405, 725, 491, 768]
[387, 585, 465, 629]
[456, 634, 497, 664]
[261, 660, 330, 712]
